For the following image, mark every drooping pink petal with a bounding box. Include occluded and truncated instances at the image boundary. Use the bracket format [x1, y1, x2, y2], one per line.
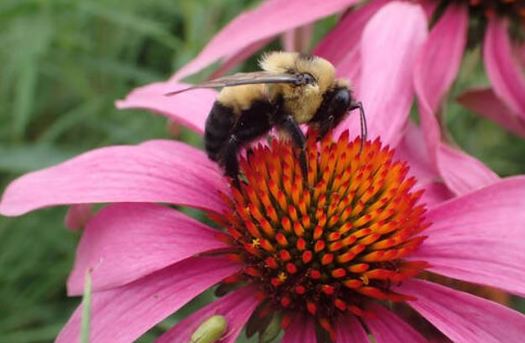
[173, 0, 359, 80]
[419, 181, 454, 208]
[339, 1, 427, 147]
[458, 88, 525, 137]
[209, 38, 272, 79]
[415, 4, 468, 114]
[314, 0, 387, 70]
[436, 144, 498, 195]
[335, 314, 368, 343]
[281, 24, 314, 52]
[413, 2, 466, 171]
[400, 279, 525, 343]
[0, 140, 228, 216]
[116, 82, 217, 134]
[395, 123, 453, 206]
[156, 286, 259, 343]
[365, 304, 427, 343]
[64, 204, 93, 230]
[395, 123, 438, 185]
[330, 0, 390, 86]
[411, 3, 499, 195]
[484, 17, 525, 118]
[57, 256, 240, 343]
[67, 203, 229, 295]
[412, 176, 525, 296]
[282, 315, 317, 343]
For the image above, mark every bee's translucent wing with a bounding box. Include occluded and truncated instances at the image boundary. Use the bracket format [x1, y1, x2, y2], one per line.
[165, 72, 309, 96]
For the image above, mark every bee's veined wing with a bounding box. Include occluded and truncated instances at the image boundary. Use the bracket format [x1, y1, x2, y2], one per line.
[165, 72, 307, 96]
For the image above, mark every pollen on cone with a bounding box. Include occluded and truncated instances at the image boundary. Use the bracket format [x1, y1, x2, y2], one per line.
[216, 131, 428, 337]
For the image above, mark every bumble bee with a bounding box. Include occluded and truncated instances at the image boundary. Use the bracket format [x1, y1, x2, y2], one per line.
[167, 51, 367, 182]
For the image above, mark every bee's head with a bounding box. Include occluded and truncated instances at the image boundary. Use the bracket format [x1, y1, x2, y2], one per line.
[259, 51, 336, 98]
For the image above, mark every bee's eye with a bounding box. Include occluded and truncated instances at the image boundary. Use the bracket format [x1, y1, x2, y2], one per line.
[303, 73, 315, 84]
[295, 73, 316, 86]
[332, 88, 350, 108]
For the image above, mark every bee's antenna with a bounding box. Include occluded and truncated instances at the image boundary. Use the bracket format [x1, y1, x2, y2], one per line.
[350, 101, 367, 154]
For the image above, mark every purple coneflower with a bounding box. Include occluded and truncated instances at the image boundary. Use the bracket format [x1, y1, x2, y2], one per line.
[1, 2, 524, 342]
[2, 128, 525, 342]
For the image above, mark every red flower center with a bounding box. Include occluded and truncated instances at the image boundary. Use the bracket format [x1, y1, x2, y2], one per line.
[215, 131, 429, 340]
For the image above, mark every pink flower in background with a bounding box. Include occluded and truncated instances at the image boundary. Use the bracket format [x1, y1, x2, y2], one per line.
[454, 8, 525, 137]
[414, 2, 525, 199]
[2, 3, 525, 342]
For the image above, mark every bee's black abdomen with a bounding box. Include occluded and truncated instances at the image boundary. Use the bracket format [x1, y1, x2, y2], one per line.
[205, 99, 274, 180]
[234, 100, 273, 142]
[205, 101, 236, 162]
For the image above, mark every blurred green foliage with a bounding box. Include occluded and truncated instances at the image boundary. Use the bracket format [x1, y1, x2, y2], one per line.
[1, 0, 525, 342]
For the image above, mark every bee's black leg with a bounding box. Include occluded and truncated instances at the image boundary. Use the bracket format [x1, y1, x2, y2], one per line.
[349, 101, 367, 153]
[278, 115, 307, 177]
[222, 134, 241, 187]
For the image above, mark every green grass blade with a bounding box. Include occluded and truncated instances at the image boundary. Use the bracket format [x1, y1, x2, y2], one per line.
[81, 270, 92, 343]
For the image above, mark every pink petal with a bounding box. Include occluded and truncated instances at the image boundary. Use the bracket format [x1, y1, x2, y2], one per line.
[414, 3, 467, 116]
[67, 203, 228, 295]
[365, 304, 427, 343]
[281, 24, 314, 53]
[340, 1, 427, 147]
[332, 0, 394, 85]
[336, 314, 368, 343]
[208, 38, 272, 79]
[395, 123, 453, 206]
[458, 88, 525, 137]
[282, 315, 316, 343]
[64, 204, 93, 230]
[57, 256, 240, 343]
[116, 81, 217, 134]
[484, 17, 525, 117]
[173, 0, 359, 80]
[412, 176, 525, 296]
[314, 0, 387, 68]
[0, 140, 228, 216]
[413, 3, 467, 170]
[419, 181, 454, 208]
[400, 279, 525, 343]
[335, 48, 361, 88]
[436, 144, 499, 195]
[395, 123, 439, 185]
[411, 4, 497, 195]
[315, 0, 389, 89]
[156, 286, 259, 343]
